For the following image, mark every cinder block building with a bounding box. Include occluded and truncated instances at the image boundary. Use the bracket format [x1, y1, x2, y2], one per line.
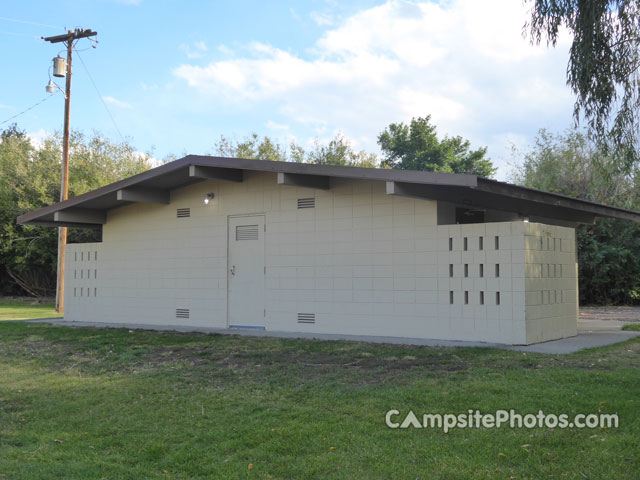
[18, 156, 640, 344]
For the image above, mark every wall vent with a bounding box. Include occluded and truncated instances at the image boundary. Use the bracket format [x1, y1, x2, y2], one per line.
[297, 313, 316, 324]
[176, 308, 190, 319]
[297, 198, 315, 209]
[176, 208, 191, 218]
[236, 224, 259, 240]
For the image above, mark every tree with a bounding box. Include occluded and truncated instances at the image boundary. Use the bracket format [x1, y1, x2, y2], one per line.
[0, 125, 151, 297]
[306, 133, 378, 168]
[377, 116, 495, 177]
[526, 1, 640, 167]
[512, 128, 640, 305]
[212, 132, 379, 167]
[212, 133, 289, 163]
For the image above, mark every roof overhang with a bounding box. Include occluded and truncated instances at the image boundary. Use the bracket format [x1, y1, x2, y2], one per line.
[17, 154, 640, 228]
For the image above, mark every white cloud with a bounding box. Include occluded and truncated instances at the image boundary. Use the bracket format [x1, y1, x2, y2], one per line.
[27, 128, 52, 149]
[266, 120, 290, 131]
[289, 8, 302, 22]
[103, 96, 132, 109]
[133, 150, 162, 167]
[173, 0, 574, 178]
[180, 41, 208, 59]
[310, 11, 335, 26]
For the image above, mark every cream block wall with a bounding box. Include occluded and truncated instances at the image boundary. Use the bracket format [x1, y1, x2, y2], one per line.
[63, 171, 578, 345]
[522, 222, 578, 343]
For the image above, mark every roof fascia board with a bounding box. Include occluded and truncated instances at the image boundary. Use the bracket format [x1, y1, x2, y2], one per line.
[188, 155, 478, 187]
[387, 181, 597, 224]
[17, 156, 192, 224]
[477, 178, 640, 222]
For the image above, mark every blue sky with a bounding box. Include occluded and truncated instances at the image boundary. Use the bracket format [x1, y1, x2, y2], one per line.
[1, 0, 575, 179]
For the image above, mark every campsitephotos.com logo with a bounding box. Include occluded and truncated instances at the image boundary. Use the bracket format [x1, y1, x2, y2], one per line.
[385, 409, 619, 433]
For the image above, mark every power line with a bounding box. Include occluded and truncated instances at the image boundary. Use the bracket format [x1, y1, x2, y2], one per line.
[73, 48, 125, 142]
[0, 16, 64, 30]
[0, 95, 53, 126]
[0, 30, 41, 39]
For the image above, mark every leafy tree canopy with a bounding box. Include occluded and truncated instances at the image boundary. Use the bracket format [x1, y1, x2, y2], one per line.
[377, 116, 496, 177]
[526, 0, 640, 167]
[512, 128, 640, 304]
[0, 125, 150, 297]
[211, 132, 379, 167]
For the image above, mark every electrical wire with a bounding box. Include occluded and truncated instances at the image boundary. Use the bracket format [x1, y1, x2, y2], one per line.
[0, 30, 41, 39]
[73, 48, 125, 143]
[0, 95, 54, 126]
[0, 16, 64, 30]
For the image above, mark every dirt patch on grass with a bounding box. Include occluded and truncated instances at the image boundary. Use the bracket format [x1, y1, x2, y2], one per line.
[580, 306, 640, 323]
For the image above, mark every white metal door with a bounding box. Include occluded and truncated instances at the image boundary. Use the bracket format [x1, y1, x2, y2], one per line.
[227, 215, 265, 328]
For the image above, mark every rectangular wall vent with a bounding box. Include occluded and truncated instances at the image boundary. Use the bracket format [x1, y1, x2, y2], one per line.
[297, 198, 315, 209]
[297, 313, 316, 324]
[236, 224, 259, 240]
[176, 308, 190, 319]
[176, 208, 191, 218]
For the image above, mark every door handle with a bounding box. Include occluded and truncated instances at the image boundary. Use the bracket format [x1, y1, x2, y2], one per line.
[230, 265, 236, 275]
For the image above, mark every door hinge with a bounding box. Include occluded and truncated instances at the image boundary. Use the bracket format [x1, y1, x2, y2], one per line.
[264, 266, 266, 275]
[264, 308, 266, 317]
[264, 224, 266, 232]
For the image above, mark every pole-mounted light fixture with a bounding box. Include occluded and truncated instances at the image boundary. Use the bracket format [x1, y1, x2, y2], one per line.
[46, 78, 66, 97]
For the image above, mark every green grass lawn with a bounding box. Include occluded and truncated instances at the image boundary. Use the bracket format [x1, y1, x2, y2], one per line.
[0, 298, 62, 321]
[622, 323, 640, 331]
[0, 320, 638, 479]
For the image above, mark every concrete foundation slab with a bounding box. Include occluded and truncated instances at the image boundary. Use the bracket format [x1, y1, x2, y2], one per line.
[24, 313, 640, 355]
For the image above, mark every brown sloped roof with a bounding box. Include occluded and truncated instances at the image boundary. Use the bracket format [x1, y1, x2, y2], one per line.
[17, 154, 640, 227]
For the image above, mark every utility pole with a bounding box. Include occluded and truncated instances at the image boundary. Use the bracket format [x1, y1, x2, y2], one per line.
[43, 28, 97, 314]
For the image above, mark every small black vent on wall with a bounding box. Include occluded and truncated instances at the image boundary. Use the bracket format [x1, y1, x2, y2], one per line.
[297, 313, 316, 324]
[297, 198, 315, 209]
[177, 208, 191, 218]
[176, 308, 190, 319]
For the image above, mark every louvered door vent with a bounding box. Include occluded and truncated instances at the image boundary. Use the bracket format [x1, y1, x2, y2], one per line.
[297, 313, 315, 324]
[176, 308, 190, 319]
[236, 224, 259, 240]
[177, 208, 191, 218]
[297, 198, 315, 209]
